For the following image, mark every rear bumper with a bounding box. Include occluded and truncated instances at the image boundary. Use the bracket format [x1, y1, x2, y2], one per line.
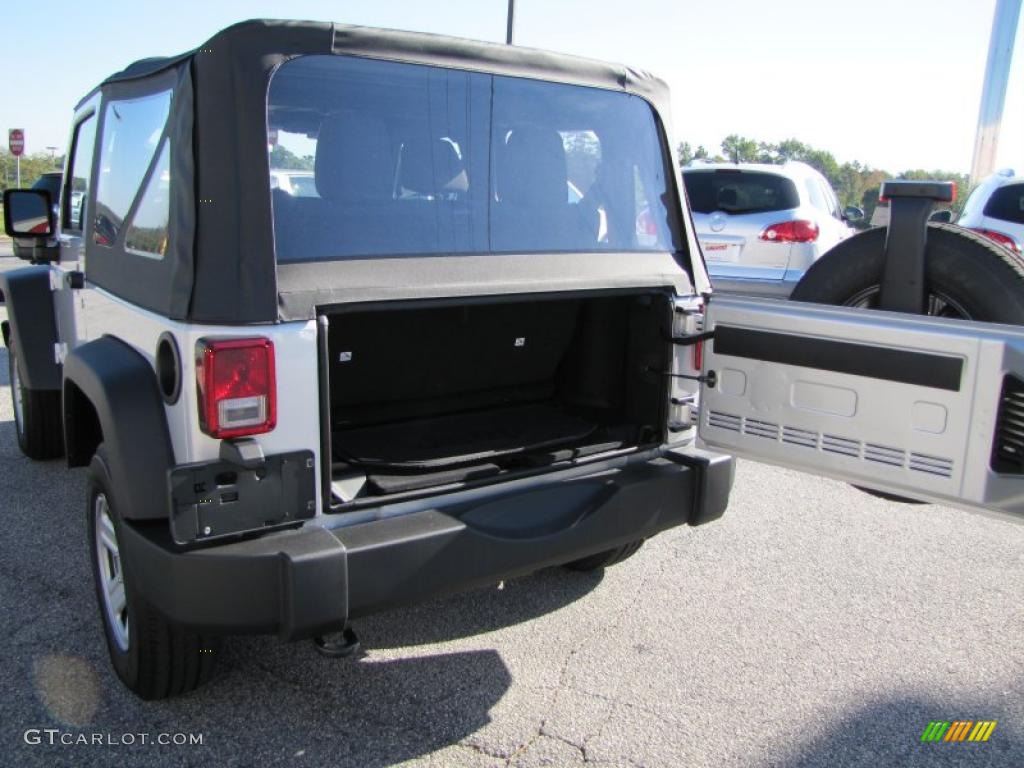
[118, 450, 733, 640]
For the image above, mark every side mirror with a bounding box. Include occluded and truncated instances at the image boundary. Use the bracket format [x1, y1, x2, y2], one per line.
[842, 205, 865, 223]
[929, 209, 953, 223]
[3, 189, 55, 238]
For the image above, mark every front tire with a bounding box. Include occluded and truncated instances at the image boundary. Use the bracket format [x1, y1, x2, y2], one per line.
[7, 340, 63, 460]
[88, 446, 219, 699]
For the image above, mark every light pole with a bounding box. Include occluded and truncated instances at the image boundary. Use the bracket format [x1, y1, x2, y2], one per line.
[506, 0, 515, 45]
[970, 0, 1022, 186]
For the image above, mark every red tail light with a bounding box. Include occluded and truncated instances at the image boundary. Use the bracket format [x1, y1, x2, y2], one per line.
[692, 340, 704, 370]
[970, 227, 1021, 254]
[196, 338, 276, 439]
[759, 220, 819, 243]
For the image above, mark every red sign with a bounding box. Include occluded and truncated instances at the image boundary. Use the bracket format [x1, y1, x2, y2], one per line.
[9, 129, 25, 157]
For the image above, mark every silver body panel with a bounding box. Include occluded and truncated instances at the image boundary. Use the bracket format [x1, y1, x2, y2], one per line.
[699, 295, 1024, 522]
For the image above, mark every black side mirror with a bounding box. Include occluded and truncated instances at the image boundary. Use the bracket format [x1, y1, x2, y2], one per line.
[929, 209, 953, 223]
[842, 205, 865, 223]
[3, 189, 55, 238]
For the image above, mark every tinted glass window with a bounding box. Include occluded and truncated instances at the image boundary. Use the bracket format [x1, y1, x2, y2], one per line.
[64, 115, 96, 231]
[124, 141, 170, 259]
[684, 170, 800, 215]
[984, 183, 1024, 225]
[31, 174, 62, 206]
[267, 55, 679, 262]
[94, 90, 171, 247]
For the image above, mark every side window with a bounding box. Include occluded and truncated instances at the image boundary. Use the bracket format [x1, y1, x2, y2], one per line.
[64, 115, 97, 232]
[93, 90, 171, 248]
[124, 142, 170, 259]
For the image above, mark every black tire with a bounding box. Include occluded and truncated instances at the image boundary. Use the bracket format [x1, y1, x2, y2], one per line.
[791, 223, 1024, 323]
[87, 445, 219, 699]
[792, 224, 1024, 504]
[7, 340, 63, 460]
[563, 539, 645, 572]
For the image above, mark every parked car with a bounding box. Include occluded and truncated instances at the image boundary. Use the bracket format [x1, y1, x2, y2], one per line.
[269, 168, 318, 197]
[956, 168, 1022, 254]
[682, 161, 862, 297]
[5, 19, 1024, 702]
[12, 171, 62, 262]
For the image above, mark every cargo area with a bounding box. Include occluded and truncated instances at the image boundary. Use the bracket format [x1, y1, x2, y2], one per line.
[323, 292, 672, 505]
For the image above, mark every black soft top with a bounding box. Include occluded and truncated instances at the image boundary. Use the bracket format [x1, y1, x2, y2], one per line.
[81, 20, 691, 324]
[100, 19, 671, 106]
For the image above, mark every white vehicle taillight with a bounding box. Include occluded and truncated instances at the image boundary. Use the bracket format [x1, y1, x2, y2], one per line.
[970, 227, 1021, 254]
[195, 337, 276, 439]
[759, 220, 819, 243]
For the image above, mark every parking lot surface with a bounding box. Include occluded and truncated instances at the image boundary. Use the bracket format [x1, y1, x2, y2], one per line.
[0, 283, 1021, 767]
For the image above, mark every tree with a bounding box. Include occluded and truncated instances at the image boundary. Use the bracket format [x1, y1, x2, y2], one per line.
[0, 150, 63, 192]
[720, 134, 761, 164]
[268, 144, 313, 171]
[677, 141, 694, 167]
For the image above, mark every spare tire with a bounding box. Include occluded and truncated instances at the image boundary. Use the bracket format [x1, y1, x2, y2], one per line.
[792, 223, 1024, 503]
[791, 223, 1024, 323]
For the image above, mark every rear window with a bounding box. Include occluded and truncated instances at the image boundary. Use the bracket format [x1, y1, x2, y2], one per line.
[983, 183, 1024, 225]
[267, 55, 680, 262]
[683, 170, 800, 215]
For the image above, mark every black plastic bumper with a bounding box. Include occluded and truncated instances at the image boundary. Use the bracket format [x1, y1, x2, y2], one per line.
[118, 450, 733, 641]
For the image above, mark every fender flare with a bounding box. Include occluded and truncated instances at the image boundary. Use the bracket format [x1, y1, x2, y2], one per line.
[64, 337, 175, 520]
[0, 266, 61, 390]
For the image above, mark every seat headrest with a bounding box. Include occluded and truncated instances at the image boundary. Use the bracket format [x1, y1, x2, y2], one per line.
[398, 138, 468, 197]
[717, 187, 738, 208]
[315, 113, 394, 202]
[497, 127, 567, 207]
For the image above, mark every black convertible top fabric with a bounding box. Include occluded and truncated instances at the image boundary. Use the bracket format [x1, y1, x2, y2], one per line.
[87, 19, 693, 323]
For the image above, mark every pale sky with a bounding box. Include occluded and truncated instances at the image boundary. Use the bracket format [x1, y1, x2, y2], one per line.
[1, 0, 1021, 174]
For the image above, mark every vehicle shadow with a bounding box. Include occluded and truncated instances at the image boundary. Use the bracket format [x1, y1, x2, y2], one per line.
[358, 565, 604, 649]
[0, 346, 605, 766]
[776, 694, 1023, 767]
[183, 568, 604, 765]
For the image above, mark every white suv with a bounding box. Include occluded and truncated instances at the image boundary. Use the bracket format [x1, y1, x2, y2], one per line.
[957, 168, 1022, 254]
[683, 161, 861, 297]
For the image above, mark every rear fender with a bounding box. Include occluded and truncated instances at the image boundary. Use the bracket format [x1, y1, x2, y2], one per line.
[64, 337, 174, 520]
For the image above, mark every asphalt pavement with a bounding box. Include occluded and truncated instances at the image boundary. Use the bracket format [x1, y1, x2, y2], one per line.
[0, 264, 1022, 767]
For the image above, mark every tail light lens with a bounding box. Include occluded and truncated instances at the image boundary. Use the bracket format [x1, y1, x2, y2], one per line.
[970, 227, 1021, 254]
[759, 220, 819, 243]
[196, 337, 276, 439]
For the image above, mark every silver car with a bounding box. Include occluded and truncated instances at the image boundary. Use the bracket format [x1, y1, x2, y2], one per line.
[683, 161, 861, 297]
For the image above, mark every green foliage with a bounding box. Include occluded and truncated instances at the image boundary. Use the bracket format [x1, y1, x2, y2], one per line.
[0, 150, 64, 191]
[680, 136, 970, 226]
[269, 145, 314, 171]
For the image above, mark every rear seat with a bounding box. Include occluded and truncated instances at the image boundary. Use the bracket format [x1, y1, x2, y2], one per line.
[273, 115, 475, 260]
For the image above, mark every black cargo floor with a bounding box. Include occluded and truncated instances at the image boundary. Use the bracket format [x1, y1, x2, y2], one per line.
[333, 403, 597, 470]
